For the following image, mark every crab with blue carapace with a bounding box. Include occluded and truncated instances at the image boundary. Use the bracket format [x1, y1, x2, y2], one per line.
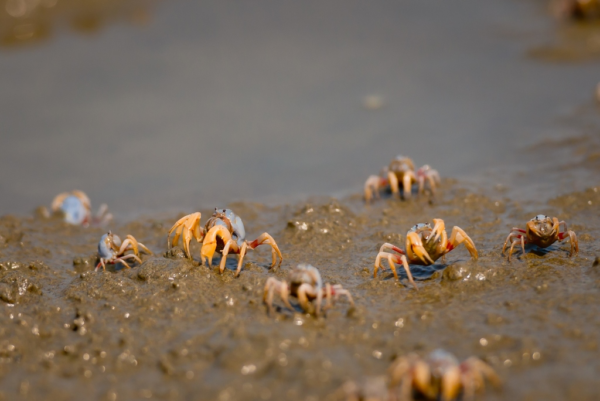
[167, 209, 283, 277]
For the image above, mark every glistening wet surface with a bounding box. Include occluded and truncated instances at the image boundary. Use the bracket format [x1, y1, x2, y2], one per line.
[1, 0, 599, 214]
[1, 0, 600, 400]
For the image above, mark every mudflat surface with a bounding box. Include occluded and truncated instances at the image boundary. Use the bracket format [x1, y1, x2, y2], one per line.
[1, 0, 600, 214]
[2, 0, 600, 400]
[0, 128, 599, 400]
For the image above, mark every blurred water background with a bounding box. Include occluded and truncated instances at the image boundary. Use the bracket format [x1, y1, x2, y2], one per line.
[1, 0, 599, 215]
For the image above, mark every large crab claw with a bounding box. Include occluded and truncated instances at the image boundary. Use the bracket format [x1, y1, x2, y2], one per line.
[167, 212, 204, 259]
[406, 231, 435, 265]
[200, 224, 231, 268]
[51, 190, 91, 213]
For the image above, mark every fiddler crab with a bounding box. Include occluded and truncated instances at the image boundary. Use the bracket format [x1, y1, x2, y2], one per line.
[263, 264, 354, 316]
[48, 190, 112, 226]
[502, 215, 579, 261]
[364, 155, 440, 203]
[374, 219, 478, 289]
[387, 349, 500, 401]
[167, 209, 283, 277]
[96, 231, 152, 271]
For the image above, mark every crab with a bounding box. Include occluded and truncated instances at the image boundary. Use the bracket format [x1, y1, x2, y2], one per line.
[373, 218, 478, 289]
[263, 264, 354, 316]
[556, 0, 600, 20]
[388, 349, 500, 401]
[502, 214, 579, 261]
[96, 231, 152, 271]
[364, 156, 440, 203]
[50, 190, 112, 226]
[167, 209, 283, 277]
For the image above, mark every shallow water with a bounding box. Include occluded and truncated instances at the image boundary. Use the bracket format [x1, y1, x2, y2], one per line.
[1, 0, 600, 400]
[2, 0, 600, 215]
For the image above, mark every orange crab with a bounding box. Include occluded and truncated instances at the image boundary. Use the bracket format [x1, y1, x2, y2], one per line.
[167, 209, 283, 276]
[263, 264, 354, 316]
[364, 156, 440, 203]
[388, 349, 500, 401]
[502, 215, 578, 261]
[373, 219, 478, 289]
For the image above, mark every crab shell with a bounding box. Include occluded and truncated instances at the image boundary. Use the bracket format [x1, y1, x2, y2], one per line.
[407, 223, 445, 262]
[51, 191, 92, 225]
[97, 232, 122, 261]
[205, 209, 247, 248]
[288, 263, 323, 293]
[388, 155, 415, 175]
[526, 215, 558, 248]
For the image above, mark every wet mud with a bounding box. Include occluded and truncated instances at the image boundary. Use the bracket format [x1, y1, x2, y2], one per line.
[0, 129, 599, 401]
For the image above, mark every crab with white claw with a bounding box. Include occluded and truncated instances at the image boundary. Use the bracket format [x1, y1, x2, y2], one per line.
[263, 264, 354, 316]
[50, 190, 112, 226]
[364, 156, 440, 203]
[374, 218, 478, 289]
[502, 214, 579, 262]
[167, 209, 283, 277]
[388, 349, 500, 401]
[96, 231, 152, 271]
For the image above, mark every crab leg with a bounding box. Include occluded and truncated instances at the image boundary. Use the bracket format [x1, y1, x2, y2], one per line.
[220, 239, 241, 274]
[331, 284, 355, 306]
[507, 235, 527, 262]
[248, 233, 283, 269]
[558, 220, 569, 233]
[263, 278, 293, 313]
[324, 283, 333, 311]
[502, 231, 522, 254]
[558, 230, 579, 257]
[96, 258, 108, 271]
[440, 366, 462, 401]
[447, 226, 478, 259]
[379, 242, 405, 255]
[460, 358, 501, 400]
[235, 241, 248, 277]
[115, 254, 140, 269]
[120, 236, 152, 257]
[364, 175, 384, 203]
[388, 171, 400, 198]
[374, 251, 418, 290]
[403, 171, 414, 199]
[417, 172, 436, 196]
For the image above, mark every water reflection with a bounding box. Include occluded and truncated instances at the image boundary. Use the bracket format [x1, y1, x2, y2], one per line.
[0, 0, 152, 47]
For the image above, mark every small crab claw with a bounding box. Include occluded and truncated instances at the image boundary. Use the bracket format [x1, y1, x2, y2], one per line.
[297, 283, 319, 315]
[448, 226, 478, 260]
[430, 218, 445, 244]
[412, 359, 434, 398]
[406, 232, 435, 265]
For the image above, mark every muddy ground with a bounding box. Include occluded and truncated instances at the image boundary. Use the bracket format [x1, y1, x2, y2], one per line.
[0, 119, 599, 401]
